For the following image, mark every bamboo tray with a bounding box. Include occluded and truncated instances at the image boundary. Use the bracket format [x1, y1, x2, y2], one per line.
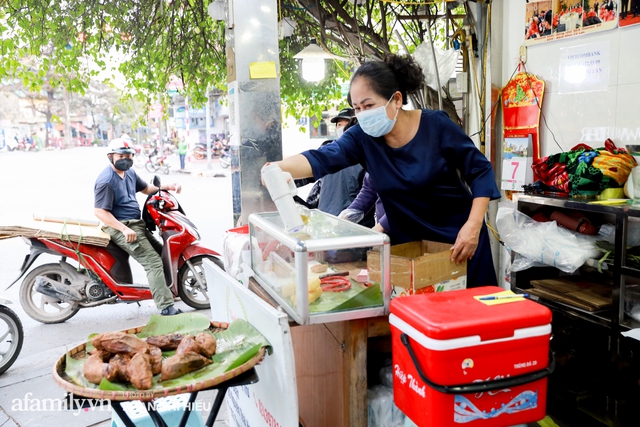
[52, 321, 267, 401]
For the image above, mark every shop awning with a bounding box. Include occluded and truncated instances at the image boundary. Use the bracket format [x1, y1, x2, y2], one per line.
[71, 122, 92, 135]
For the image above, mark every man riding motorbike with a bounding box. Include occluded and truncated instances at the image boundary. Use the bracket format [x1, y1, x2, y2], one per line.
[94, 138, 183, 316]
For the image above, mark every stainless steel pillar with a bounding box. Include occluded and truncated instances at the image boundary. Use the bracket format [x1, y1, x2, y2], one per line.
[225, 0, 281, 226]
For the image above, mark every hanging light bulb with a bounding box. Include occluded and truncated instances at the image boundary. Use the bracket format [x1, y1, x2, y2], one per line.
[293, 39, 348, 83]
[301, 57, 325, 82]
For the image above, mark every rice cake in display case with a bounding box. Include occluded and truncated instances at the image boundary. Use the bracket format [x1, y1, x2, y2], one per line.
[248, 210, 391, 324]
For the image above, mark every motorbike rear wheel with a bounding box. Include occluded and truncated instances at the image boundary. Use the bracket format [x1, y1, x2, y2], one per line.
[177, 256, 223, 310]
[193, 148, 205, 161]
[20, 264, 81, 324]
[0, 305, 24, 374]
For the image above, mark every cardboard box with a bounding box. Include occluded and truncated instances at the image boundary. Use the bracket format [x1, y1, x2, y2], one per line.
[367, 240, 466, 298]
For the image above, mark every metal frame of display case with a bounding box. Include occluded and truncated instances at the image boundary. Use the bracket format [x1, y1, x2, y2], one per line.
[249, 212, 391, 325]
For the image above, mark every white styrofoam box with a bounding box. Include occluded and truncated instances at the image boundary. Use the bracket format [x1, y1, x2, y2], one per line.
[111, 394, 204, 427]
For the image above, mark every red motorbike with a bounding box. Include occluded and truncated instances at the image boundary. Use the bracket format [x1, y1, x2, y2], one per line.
[6, 177, 223, 324]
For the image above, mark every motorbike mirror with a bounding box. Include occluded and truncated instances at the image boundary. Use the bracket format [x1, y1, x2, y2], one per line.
[152, 175, 161, 188]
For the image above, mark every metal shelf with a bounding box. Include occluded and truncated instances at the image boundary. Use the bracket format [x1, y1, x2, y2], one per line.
[512, 195, 635, 339]
[620, 266, 640, 279]
[523, 291, 613, 328]
[515, 194, 640, 218]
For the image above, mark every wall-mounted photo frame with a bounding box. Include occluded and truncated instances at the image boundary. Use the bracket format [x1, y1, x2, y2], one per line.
[619, 0, 640, 27]
[524, 0, 618, 46]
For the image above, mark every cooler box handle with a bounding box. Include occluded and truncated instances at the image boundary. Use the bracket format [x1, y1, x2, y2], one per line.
[400, 333, 555, 394]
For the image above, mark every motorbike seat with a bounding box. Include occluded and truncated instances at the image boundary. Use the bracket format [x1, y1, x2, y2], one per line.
[106, 242, 133, 284]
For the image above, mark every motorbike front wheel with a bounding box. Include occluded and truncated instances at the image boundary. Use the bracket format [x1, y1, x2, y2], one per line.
[20, 264, 80, 324]
[0, 305, 24, 375]
[220, 157, 230, 169]
[145, 161, 159, 173]
[134, 154, 149, 169]
[177, 256, 224, 310]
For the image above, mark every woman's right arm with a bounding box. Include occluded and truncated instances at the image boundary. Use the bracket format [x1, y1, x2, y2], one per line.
[274, 154, 313, 179]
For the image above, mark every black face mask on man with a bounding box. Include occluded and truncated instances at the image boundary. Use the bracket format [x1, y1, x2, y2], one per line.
[113, 158, 134, 171]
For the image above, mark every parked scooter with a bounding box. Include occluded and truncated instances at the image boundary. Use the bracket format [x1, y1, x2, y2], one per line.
[0, 297, 23, 374]
[6, 177, 223, 324]
[17, 137, 37, 152]
[192, 142, 220, 161]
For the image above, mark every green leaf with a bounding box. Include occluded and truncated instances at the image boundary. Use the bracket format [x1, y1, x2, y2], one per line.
[137, 313, 211, 338]
[64, 352, 93, 388]
[305, 280, 383, 313]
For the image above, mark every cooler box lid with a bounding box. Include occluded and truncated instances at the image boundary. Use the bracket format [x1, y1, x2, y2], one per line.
[389, 286, 552, 341]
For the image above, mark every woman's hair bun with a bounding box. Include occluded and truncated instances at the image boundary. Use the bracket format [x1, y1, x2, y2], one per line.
[348, 53, 425, 105]
[384, 54, 425, 95]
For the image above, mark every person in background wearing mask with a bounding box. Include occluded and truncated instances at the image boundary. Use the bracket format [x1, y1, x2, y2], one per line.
[269, 54, 500, 287]
[332, 108, 354, 137]
[94, 138, 184, 316]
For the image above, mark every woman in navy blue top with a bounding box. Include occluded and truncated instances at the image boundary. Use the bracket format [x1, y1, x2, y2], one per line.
[273, 54, 501, 287]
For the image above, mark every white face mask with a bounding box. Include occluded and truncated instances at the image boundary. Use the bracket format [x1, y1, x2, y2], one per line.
[355, 94, 398, 137]
[336, 126, 345, 138]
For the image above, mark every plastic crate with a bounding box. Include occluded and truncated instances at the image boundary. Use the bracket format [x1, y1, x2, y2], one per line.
[111, 394, 204, 427]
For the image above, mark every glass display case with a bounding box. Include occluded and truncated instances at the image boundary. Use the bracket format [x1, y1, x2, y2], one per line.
[248, 210, 391, 324]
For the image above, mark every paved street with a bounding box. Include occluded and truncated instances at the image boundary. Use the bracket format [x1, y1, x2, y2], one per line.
[0, 147, 235, 426]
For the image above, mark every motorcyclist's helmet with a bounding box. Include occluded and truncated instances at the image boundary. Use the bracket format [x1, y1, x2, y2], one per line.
[107, 138, 135, 155]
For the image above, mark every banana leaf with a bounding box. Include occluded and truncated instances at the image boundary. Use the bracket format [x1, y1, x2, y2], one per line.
[64, 351, 94, 389]
[64, 315, 271, 392]
[137, 313, 212, 338]
[309, 280, 383, 313]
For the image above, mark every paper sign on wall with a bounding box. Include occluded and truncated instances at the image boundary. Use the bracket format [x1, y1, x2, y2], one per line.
[558, 41, 610, 94]
[501, 136, 534, 191]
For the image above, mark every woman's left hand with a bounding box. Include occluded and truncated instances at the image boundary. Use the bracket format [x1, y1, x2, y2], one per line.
[450, 221, 480, 264]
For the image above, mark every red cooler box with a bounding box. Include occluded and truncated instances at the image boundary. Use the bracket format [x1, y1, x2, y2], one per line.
[390, 286, 553, 427]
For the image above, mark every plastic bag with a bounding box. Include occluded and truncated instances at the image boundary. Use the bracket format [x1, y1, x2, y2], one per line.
[338, 208, 364, 223]
[222, 226, 250, 280]
[379, 365, 393, 389]
[599, 217, 640, 247]
[367, 385, 405, 427]
[413, 43, 459, 90]
[496, 208, 600, 273]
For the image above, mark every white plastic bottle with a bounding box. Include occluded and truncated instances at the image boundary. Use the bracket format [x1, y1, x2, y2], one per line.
[261, 163, 304, 232]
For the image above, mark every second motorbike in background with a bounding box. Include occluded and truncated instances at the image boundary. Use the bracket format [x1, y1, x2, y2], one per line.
[133, 142, 154, 169]
[145, 144, 175, 174]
